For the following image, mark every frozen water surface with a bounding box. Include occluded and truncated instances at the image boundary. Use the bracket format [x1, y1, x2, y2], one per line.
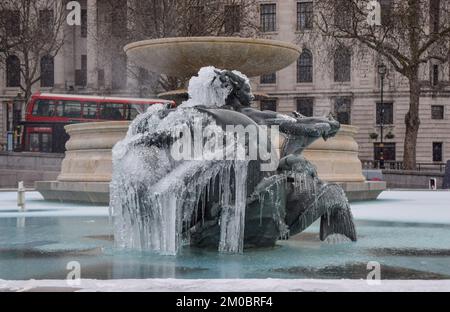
[351, 191, 450, 224]
[0, 191, 449, 281]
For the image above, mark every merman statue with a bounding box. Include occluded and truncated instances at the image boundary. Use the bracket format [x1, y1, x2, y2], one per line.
[111, 67, 356, 255]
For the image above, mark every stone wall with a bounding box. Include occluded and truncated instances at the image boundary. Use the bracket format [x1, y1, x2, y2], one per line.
[0, 152, 64, 188]
[383, 170, 445, 189]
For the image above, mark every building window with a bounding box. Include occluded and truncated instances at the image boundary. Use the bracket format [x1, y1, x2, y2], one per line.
[297, 2, 313, 30]
[376, 102, 394, 125]
[187, 5, 205, 35]
[431, 105, 444, 120]
[112, 54, 127, 90]
[297, 49, 313, 83]
[98, 69, 105, 87]
[39, 9, 53, 35]
[6, 55, 21, 87]
[1, 10, 20, 37]
[260, 73, 276, 84]
[75, 55, 87, 87]
[260, 3, 276, 32]
[82, 55, 87, 74]
[380, 0, 393, 26]
[224, 5, 241, 34]
[334, 47, 351, 82]
[111, 0, 127, 37]
[40, 55, 54, 88]
[334, 0, 352, 30]
[81, 9, 87, 38]
[374, 143, 396, 161]
[296, 98, 314, 117]
[75, 71, 86, 87]
[432, 64, 439, 86]
[430, 0, 440, 33]
[334, 97, 351, 125]
[260, 99, 277, 112]
[433, 142, 443, 162]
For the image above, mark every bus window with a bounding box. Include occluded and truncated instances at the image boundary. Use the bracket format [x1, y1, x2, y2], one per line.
[32, 100, 58, 117]
[27, 132, 52, 153]
[55, 101, 63, 117]
[126, 105, 139, 120]
[83, 102, 98, 119]
[63, 101, 82, 118]
[41, 133, 52, 152]
[29, 133, 40, 152]
[100, 103, 124, 120]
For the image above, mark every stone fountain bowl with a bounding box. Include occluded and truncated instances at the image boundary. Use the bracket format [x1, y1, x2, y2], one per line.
[124, 37, 302, 78]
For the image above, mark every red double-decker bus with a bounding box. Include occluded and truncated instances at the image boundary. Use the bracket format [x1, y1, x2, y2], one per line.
[21, 92, 174, 153]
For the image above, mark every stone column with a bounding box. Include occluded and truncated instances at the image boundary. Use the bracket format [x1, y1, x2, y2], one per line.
[53, 1, 66, 92]
[87, 0, 98, 91]
[54, 46, 66, 91]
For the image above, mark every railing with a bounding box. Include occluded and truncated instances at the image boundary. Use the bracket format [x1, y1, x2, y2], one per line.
[361, 160, 447, 173]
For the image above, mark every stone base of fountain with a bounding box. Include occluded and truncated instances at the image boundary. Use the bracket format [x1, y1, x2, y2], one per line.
[36, 122, 385, 204]
[36, 121, 129, 204]
[303, 125, 386, 201]
[35, 181, 110, 204]
[37, 179, 384, 204]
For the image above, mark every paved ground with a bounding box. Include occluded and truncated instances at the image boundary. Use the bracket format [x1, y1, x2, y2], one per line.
[1, 279, 450, 292]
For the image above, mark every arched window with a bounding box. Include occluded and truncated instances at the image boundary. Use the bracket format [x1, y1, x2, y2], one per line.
[334, 47, 351, 82]
[430, 0, 440, 33]
[297, 49, 313, 83]
[6, 55, 21, 87]
[40, 55, 54, 87]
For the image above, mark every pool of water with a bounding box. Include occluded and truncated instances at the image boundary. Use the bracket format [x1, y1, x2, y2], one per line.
[1, 191, 449, 280]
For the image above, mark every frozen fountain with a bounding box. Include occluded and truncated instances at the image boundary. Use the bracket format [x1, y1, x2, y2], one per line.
[37, 37, 384, 205]
[111, 67, 357, 255]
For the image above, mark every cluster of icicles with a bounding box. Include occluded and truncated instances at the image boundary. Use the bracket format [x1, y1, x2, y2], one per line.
[111, 157, 249, 255]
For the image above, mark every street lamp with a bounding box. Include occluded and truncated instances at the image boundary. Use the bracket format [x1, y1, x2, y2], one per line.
[378, 63, 387, 169]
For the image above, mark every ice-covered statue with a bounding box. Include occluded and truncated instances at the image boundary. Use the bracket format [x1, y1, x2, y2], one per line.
[111, 67, 356, 255]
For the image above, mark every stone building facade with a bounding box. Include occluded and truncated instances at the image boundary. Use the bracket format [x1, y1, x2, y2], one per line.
[253, 0, 450, 165]
[1, 0, 449, 165]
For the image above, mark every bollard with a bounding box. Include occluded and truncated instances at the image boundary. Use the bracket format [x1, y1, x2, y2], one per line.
[429, 178, 437, 191]
[17, 181, 26, 211]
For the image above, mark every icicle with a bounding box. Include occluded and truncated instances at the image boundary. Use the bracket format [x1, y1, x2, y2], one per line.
[219, 161, 249, 254]
[202, 187, 206, 226]
[259, 192, 265, 227]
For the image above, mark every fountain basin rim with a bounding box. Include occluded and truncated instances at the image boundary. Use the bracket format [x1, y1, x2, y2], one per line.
[65, 121, 131, 134]
[124, 36, 301, 55]
[124, 37, 302, 77]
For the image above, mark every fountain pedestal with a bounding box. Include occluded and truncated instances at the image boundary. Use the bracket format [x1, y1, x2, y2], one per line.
[36, 122, 129, 204]
[303, 125, 386, 201]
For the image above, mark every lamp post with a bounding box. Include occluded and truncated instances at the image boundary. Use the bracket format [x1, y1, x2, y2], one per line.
[378, 63, 387, 170]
